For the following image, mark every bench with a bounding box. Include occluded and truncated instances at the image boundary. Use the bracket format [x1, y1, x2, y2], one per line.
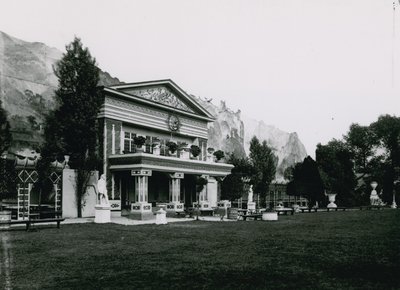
[359, 205, 384, 210]
[241, 214, 262, 221]
[0, 218, 65, 231]
[300, 208, 318, 213]
[326, 207, 347, 212]
[276, 208, 295, 215]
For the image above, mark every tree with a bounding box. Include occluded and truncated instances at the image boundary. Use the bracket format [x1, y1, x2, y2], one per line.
[316, 140, 357, 206]
[0, 99, 12, 155]
[249, 136, 277, 207]
[287, 156, 325, 207]
[221, 153, 253, 201]
[0, 100, 15, 202]
[370, 115, 400, 202]
[344, 123, 377, 180]
[41, 37, 101, 217]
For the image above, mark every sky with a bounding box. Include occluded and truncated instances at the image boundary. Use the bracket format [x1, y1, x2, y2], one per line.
[1, 0, 399, 157]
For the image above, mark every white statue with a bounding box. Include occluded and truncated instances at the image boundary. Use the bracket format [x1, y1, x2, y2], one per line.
[97, 174, 109, 206]
[248, 185, 254, 203]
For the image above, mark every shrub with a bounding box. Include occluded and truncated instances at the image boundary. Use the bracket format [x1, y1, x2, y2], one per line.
[133, 136, 146, 147]
[213, 150, 225, 161]
[190, 145, 201, 157]
[166, 141, 178, 154]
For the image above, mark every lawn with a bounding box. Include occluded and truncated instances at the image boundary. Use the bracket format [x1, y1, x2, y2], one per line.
[1, 210, 400, 289]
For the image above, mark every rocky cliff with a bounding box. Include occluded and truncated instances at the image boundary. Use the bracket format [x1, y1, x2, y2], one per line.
[0, 31, 307, 180]
[0, 31, 120, 153]
[195, 97, 308, 181]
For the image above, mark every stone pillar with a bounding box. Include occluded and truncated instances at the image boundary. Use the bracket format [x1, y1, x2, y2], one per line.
[166, 173, 184, 216]
[129, 169, 153, 220]
[111, 124, 115, 154]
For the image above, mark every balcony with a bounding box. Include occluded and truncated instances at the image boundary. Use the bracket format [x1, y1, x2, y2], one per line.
[108, 150, 233, 176]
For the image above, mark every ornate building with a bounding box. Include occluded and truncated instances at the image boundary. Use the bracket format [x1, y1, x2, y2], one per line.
[98, 80, 233, 219]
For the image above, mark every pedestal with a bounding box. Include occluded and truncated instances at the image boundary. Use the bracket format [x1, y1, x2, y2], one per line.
[129, 202, 154, 220]
[166, 202, 184, 217]
[262, 212, 278, 221]
[247, 202, 256, 212]
[94, 205, 111, 223]
[193, 201, 211, 210]
[156, 208, 168, 225]
[217, 200, 231, 218]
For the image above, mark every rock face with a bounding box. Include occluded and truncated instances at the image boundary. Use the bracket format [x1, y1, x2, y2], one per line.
[0, 30, 307, 179]
[195, 97, 246, 158]
[242, 117, 308, 181]
[195, 97, 308, 181]
[0, 31, 120, 154]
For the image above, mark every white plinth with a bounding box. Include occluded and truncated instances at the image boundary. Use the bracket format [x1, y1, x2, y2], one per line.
[156, 208, 168, 225]
[262, 212, 278, 221]
[327, 202, 337, 208]
[247, 202, 256, 212]
[166, 202, 184, 212]
[95, 205, 111, 223]
[193, 201, 211, 210]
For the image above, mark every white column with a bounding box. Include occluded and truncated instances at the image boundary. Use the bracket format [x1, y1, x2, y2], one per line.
[111, 124, 115, 154]
[120, 127, 124, 154]
[111, 173, 115, 200]
[103, 120, 107, 178]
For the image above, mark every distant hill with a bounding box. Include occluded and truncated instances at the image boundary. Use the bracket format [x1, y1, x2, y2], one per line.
[0, 30, 307, 180]
[0, 31, 120, 154]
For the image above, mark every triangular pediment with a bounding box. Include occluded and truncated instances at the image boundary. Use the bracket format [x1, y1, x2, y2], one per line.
[108, 80, 213, 119]
[121, 86, 195, 113]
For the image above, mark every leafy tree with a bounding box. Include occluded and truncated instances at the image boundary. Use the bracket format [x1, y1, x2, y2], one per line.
[370, 115, 400, 202]
[316, 140, 358, 206]
[221, 153, 253, 201]
[41, 37, 101, 217]
[344, 123, 377, 180]
[287, 156, 325, 207]
[249, 136, 277, 207]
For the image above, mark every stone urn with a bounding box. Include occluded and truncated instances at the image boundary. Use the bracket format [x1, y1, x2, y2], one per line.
[326, 193, 337, 208]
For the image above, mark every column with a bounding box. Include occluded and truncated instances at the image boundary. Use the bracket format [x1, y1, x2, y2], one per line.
[130, 169, 153, 220]
[167, 173, 184, 214]
[111, 124, 115, 154]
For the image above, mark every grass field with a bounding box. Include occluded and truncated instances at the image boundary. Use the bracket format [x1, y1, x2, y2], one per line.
[1, 210, 400, 289]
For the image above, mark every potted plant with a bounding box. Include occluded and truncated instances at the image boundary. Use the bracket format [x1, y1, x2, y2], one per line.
[151, 138, 161, 155]
[190, 145, 201, 159]
[133, 136, 146, 152]
[166, 141, 178, 156]
[213, 150, 225, 162]
[178, 142, 190, 159]
[206, 147, 215, 162]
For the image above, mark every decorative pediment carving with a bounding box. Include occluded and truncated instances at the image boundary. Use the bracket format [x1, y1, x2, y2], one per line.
[122, 86, 195, 113]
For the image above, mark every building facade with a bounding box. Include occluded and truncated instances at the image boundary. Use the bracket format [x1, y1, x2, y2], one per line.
[98, 80, 233, 219]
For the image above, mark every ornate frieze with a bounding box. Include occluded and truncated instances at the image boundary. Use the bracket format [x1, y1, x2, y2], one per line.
[122, 86, 195, 113]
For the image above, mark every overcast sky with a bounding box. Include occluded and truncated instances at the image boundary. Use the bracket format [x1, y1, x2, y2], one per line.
[1, 0, 399, 156]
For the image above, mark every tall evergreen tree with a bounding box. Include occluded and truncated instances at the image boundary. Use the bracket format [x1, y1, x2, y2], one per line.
[249, 136, 277, 207]
[0, 99, 12, 155]
[42, 37, 101, 217]
[0, 100, 15, 202]
[287, 156, 325, 207]
[221, 153, 253, 201]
